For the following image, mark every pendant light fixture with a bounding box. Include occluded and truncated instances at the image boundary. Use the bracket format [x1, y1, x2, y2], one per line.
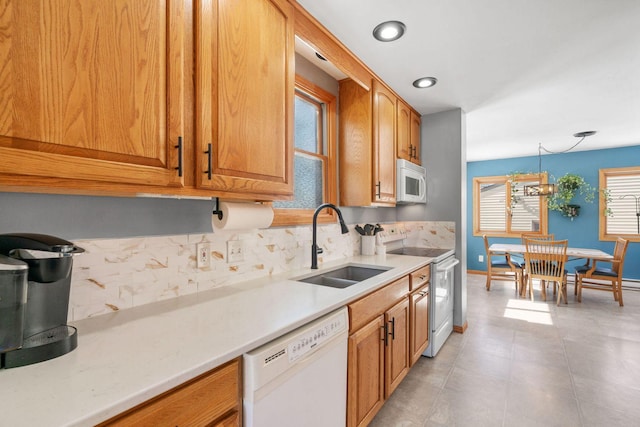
[523, 143, 556, 196]
[523, 131, 597, 197]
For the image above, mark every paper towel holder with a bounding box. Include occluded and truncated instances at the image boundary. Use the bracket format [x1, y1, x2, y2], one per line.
[212, 197, 224, 220]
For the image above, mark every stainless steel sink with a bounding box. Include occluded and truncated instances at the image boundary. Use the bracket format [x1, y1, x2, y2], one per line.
[296, 265, 391, 289]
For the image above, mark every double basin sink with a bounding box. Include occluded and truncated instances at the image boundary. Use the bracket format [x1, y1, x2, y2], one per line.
[295, 265, 391, 289]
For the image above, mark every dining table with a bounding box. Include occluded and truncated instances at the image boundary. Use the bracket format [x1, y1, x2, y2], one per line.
[489, 243, 614, 301]
[489, 243, 614, 263]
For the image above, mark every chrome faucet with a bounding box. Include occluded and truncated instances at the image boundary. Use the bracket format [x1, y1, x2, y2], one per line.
[311, 203, 349, 269]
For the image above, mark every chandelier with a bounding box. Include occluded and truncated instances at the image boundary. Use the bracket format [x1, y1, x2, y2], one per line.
[523, 131, 596, 197]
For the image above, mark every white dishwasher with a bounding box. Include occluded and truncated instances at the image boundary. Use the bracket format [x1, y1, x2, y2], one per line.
[243, 307, 348, 427]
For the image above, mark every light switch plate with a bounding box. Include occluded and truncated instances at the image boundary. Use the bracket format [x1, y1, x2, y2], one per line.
[227, 240, 244, 263]
[196, 243, 210, 268]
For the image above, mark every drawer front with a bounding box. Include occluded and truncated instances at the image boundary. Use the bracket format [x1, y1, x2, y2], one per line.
[409, 265, 430, 291]
[349, 276, 410, 332]
[101, 358, 241, 426]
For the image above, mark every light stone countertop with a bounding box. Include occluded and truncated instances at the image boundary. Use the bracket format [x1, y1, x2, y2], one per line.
[0, 254, 432, 427]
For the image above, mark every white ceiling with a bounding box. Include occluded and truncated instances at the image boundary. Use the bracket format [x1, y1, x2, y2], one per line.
[296, 0, 640, 161]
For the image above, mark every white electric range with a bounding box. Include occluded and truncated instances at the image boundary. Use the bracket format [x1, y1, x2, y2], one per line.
[380, 228, 459, 357]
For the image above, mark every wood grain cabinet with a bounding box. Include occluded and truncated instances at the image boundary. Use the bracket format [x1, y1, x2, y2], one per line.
[410, 110, 422, 164]
[99, 358, 241, 427]
[339, 78, 396, 206]
[195, 0, 294, 200]
[371, 80, 397, 204]
[0, 0, 295, 201]
[398, 101, 422, 165]
[0, 0, 187, 189]
[409, 265, 431, 365]
[347, 276, 410, 427]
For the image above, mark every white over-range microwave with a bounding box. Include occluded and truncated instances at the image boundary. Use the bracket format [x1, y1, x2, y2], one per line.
[396, 159, 427, 204]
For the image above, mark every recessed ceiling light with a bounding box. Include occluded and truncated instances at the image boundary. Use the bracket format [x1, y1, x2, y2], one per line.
[412, 77, 438, 88]
[372, 21, 406, 42]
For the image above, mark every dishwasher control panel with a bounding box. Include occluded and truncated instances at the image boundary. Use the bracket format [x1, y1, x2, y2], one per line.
[288, 313, 346, 363]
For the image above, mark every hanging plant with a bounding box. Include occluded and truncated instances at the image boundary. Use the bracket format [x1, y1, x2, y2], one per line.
[547, 173, 596, 219]
[601, 188, 614, 217]
[507, 172, 524, 214]
[507, 171, 536, 213]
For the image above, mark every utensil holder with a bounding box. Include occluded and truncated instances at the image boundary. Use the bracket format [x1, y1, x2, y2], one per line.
[361, 236, 375, 256]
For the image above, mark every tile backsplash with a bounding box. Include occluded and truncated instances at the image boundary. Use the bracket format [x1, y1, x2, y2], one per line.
[69, 221, 454, 321]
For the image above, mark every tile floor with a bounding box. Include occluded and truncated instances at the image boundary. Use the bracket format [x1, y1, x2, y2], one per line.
[370, 274, 640, 427]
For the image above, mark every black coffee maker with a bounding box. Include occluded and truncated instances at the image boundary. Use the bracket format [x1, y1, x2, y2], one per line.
[0, 233, 84, 368]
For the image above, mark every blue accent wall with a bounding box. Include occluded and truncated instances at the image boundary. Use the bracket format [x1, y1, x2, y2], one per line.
[467, 145, 640, 280]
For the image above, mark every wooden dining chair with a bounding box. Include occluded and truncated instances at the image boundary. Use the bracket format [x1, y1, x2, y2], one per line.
[574, 237, 629, 306]
[520, 233, 555, 297]
[521, 233, 554, 243]
[523, 238, 568, 305]
[483, 235, 524, 295]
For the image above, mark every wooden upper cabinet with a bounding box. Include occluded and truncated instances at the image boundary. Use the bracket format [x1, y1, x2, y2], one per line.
[396, 101, 412, 161]
[338, 78, 372, 207]
[339, 78, 397, 207]
[397, 101, 421, 165]
[410, 110, 421, 165]
[195, 0, 294, 200]
[372, 80, 396, 205]
[0, 0, 186, 188]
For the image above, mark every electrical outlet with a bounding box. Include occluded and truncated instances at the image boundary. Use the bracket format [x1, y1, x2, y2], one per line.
[478, 255, 484, 262]
[227, 240, 244, 263]
[196, 243, 210, 268]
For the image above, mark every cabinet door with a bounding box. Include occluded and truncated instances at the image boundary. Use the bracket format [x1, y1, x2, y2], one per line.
[384, 297, 410, 397]
[195, 0, 294, 200]
[410, 284, 429, 366]
[410, 110, 422, 165]
[0, 0, 185, 188]
[348, 316, 385, 427]
[396, 100, 411, 161]
[338, 78, 372, 207]
[371, 80, 396, 205]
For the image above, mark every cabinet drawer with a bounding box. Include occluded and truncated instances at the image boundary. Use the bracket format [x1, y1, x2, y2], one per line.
[349, 276, 409, 332]
[100, 358, 241, 427]
[409, 265, 430, 291]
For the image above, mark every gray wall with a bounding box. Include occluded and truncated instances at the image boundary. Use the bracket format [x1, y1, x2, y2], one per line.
[0, 192, 213, 240]
[398, 108, 468, 329]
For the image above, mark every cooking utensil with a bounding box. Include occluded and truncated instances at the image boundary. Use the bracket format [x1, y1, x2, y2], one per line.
[373, 224, 384, 235]
[355, 225, 366, 235]
[364, 224, 374, 235]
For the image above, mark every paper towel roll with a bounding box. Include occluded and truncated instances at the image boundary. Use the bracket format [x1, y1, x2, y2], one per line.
[212, 202, 274, 231]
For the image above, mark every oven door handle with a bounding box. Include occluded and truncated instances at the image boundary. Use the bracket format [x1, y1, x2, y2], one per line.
[436, 257, 459, 272]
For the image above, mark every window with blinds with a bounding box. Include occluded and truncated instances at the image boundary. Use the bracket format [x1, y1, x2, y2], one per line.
[600, 167, 640, 241]
[473, 174, 548, 237]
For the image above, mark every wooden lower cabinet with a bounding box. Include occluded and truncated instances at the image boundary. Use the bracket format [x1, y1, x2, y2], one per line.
[347, 276, 410, 427]
[347, 265, 432, 426]
[347, 315, 385, 427]
[99, 358, 241, 427]
[410, 283, 430, 366]
[384, 298, 410, 398]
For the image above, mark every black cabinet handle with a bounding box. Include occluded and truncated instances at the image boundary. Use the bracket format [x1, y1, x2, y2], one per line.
[174, 136, 183, 177]
[375, 181, 381, 198]
[389, 318, 395, 340]
[409, 144, 414, 159]
[381, 323, 388, 346]
[204, 143, 212, 180]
